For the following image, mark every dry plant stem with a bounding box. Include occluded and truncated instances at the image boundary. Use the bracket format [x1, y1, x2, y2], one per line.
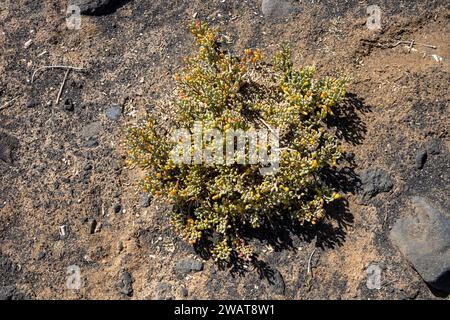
[307, 248, 317, 277]
[0, 96, 20, 111]
[56, 69, 70, 105]
[31, 65, 84, 83]
[258, 116, 279, 139]
[408, 40, 415, 53]
[391, 40, 437, 49]
[382, 210, 389, 228]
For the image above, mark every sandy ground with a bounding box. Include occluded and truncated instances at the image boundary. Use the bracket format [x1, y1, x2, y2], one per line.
[0, 0, 449, 299]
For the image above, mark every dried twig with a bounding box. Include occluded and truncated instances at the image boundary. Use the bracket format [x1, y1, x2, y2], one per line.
[307, 248, 317, 276]
[408, 40, 414, 53]
[258, 116, 279, 139]
[390, 40, 437, 49]
[55, 69, 70, 105]
[0, 95, 20, 111]
[276, 147, 297, 153]
[382, 211, 389, 228]
[31, 65, 84, 83]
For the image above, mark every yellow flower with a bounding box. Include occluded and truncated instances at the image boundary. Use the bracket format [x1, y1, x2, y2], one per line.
[207, 32, 215, 41]
[253, 49, 262, 61]
[319, 198, 324, 207]
[311, 159, 318, 170]
[332, 192, 341, 200]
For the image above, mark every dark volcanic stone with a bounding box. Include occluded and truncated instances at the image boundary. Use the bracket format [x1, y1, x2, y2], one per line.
[155, 282, 173, 300]
[139, 193, 150, 208]
[390, 197, 450, 293]
[116, 270, 134, 296]
[37, 251, 46, 260]
[89, 218, 97, 234]
[64, 98, 74, 111]
[0, 132, 19, 164]
[415, 149, 427, 170]
[360, 167, 393, 200]
[174, 259, 203, 275]
[426, 139, 441, 155]
[26, 99, 38, 108]
[113, 203, 122, 214]
[179, 286, 188, 297]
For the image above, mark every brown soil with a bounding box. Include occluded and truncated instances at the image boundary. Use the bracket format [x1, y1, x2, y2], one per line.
[0, 0, 449, 300]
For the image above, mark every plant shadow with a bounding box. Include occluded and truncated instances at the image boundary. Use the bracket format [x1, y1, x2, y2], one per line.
[326, 93, 371, 146]
[81, 0, 133, 16]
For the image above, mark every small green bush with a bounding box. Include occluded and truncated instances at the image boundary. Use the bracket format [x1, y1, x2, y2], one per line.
[126, 21, 348, 263]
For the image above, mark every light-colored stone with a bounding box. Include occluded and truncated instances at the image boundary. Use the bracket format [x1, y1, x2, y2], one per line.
[390, 197, 450, 292]
[261, 0, 292, 19]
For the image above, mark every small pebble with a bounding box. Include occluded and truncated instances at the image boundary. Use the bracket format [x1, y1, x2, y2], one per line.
[26, 99, 38, 108]
[179, 287, 188, 297]
[106, 106, 122, 121]
[84, 138, 99, 148]
[114, 203, 122, 214]
[89, 218, 97, 234]
[140, 193, 150, 208]
[415, 149, 427, 170]
[64, 98, 74, 111]
[427, 139, 441, 155]
[24, 39, 33, 49]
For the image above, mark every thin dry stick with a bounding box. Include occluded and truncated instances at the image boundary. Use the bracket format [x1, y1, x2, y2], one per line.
[277, 147, 297, 153]
[55, 69, 70, 105]
[0, 96, 20, 111]
[307, 248, 317, 276]
[382, 210, 389, 228]
[408, 40, 415, 53]
[391, 40, 437, 49]
[31, 65, 83, 83]
[258, 117, 279, 139]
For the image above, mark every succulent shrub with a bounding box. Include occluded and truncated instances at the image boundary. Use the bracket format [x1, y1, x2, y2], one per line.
[126, 21, 348, 263]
